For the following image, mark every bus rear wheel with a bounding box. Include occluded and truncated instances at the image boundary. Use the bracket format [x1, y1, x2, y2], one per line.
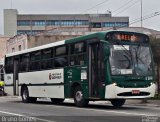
[21, 86, 30, 103]
[21, 86, 37, 103]
[51, 98, 64, 104]
[110, 99, 126, 107]
[74, 86, 89, 107]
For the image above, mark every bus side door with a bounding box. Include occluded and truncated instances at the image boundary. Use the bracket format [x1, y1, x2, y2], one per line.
[88, 42, 105, 98]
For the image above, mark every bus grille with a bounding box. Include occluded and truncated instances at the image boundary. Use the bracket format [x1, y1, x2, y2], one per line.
[117, 92, 150, 96]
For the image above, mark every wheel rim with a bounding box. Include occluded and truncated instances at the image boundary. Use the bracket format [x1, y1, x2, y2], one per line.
[75, 91, 83, 102]
[23, 90, 27, 100]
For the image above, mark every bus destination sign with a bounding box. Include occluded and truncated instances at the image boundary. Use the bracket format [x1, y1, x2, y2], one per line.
[106, 32, 149, 44]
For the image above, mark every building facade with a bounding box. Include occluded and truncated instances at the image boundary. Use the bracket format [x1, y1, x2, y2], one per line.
[6, 34, 28, 54]
[0, 35, 9, 59]
[4, 9, 129, 36]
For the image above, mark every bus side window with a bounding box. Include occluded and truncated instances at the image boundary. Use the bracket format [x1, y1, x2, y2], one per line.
[20, 54, 29, 72]
[30, 51, 41, 71]
[5, 57, 13, 73]
[70, 42, 86, 66]
[41, 48, 52, 69]
[55, 45, 68, 68]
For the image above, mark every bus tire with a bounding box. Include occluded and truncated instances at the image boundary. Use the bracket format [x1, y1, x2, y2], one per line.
[74, 86, 89, 107]
[51, 98, 64, 104]
[110, 99, 126, 107]
[21, 86, 30, 103]
[29, 97, 37, 103]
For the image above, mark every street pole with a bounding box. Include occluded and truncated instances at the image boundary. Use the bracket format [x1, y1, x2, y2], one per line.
[141, 0, 143, 28]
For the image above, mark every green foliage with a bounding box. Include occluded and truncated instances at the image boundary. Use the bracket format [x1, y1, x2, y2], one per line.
[151, 93, 160, 100]
[150, 36, 160, 64]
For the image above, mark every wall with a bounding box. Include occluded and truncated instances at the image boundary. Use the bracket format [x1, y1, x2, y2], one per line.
[6, 34, 28, 54]
[0, 36, 9, 59]
[4, 9, 18, 37]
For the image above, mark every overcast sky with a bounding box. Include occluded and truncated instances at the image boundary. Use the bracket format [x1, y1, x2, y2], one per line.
[0, 0, 160, 34]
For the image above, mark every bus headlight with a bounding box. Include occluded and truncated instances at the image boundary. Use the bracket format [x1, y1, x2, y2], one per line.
[150, 82, 153, 86]
[113, 82, 117, 86]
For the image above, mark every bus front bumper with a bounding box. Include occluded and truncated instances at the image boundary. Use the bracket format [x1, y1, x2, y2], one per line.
[105, 83, 156, 99]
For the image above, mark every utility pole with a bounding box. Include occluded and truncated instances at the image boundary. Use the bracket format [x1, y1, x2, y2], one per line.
[141, 0, 143, 28]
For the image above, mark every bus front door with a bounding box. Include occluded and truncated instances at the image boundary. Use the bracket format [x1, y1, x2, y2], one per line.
[89, 42, 105, 98]
[13, 58, 19, 95]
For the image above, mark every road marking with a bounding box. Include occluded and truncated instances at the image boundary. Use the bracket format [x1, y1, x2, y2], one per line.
[0, 110, 55, 122]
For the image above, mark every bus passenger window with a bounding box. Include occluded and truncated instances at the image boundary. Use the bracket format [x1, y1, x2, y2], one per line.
[5, 57, 13, 73]
[55, 46, 67, 56]
[71, 42, 85, 54]
[41, 49, 52, 69]
[54, 45, 68, 68]
[30, 51, 41, 71]
[20, 54, 29, 72]
[70, 42, 86, 66]
[55, 57, 68, 67]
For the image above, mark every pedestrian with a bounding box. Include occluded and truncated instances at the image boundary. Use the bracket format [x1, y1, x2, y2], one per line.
[0, 80, 5, 96]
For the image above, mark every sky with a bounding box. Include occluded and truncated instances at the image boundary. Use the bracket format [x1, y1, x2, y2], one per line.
[0, 0, 160, 34]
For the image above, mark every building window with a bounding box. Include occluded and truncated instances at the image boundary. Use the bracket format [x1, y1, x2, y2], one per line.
[12, 48, 15, 53]
[46, 20, 88, 26]
[17, 30, 32, 35]
[32, 20, 45, 26]
[91, 23, 101, 28]
[103, 22, 129, 27]
[46, 20, 55, 26]
[18, 45, 22, 51]
[55, 21, 61, 26]
[75, 20, 88, 26]
[17, 30, 43, 35]
[61, 20, 75, 26]
[17, 20, 30, 26]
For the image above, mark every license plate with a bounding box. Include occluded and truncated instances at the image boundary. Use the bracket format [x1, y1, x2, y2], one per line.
[132, 90, 140, 94]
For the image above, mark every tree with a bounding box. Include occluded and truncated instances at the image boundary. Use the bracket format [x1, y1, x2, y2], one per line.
[150, 36, 160, 94]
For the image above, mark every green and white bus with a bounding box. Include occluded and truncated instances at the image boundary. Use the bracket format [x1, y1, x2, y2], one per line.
[4, 31, 156, 107]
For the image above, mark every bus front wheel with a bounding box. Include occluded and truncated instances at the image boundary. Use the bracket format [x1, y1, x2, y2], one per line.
[74, 86, 89, 107]
[110, 99, 126, 107]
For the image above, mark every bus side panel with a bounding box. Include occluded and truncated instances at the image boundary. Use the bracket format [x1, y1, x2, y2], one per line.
[64, 66, 89, 98]
[19, 69, 64, 98]
[4, 74, 14, 95]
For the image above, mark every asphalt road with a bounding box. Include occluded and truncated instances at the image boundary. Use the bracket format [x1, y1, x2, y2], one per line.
[0, 97, 159, 122]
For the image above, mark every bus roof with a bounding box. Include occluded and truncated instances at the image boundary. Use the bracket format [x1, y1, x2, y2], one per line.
[5, 30, 148, 57]
[5, 31, 107, 57]
[6, 40, 65, 57]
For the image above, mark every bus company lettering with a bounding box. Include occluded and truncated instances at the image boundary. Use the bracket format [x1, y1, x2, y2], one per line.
[49, 73, 62, 80]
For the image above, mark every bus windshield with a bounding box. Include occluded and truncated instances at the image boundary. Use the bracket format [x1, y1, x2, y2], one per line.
[109, 45, 153, 76]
